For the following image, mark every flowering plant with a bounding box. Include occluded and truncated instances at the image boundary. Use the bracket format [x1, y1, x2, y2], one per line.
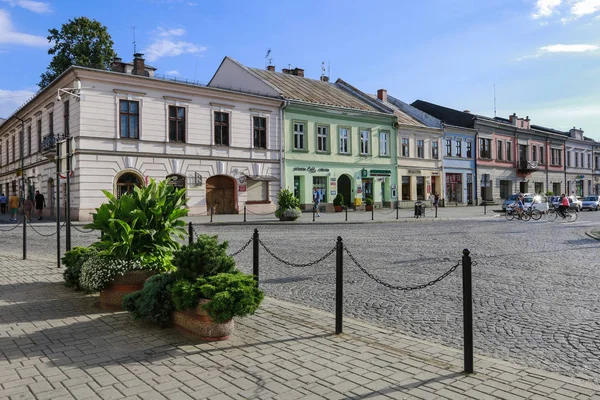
[79, 254, 143, 293]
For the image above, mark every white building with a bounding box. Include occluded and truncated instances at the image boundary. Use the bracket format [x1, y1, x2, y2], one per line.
[0, 55, 283, 220]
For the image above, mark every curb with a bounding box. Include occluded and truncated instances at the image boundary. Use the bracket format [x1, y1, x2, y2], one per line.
[585, 231, 600, 241]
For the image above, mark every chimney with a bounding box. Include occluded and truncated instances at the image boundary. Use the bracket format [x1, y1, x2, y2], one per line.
[509, 112, 517, 125]
[282, 68, 291, 74]
[111, 57, 125, 73]
[266, 65, 275, 72]
[569, 127, 584, 139]
[377, 89, 388, 103]
[320, 75, 329, 82]
[132, 53, 148, 77]
[292, 68, 304, 77]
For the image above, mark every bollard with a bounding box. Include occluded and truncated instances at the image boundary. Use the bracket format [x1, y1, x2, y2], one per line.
[396, 203, 399, 220]
[335, 236, 343, 334]
[462, 249, 474, 373]
[253, 229, 259, 286]
[483, 201, 487, 215]
[371, 206, 374, 221]
[23, 213, 27, 260]
[188, 222, 193, 245]
[435, 204, 438, 218]
[345, 205, 348, 222]
[210, 206, 213, 223]
[313, 205, 315, 222]
[244, 205, 246, 223]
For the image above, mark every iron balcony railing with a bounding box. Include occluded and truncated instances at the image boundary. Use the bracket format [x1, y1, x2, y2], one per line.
[517, 160, 539, 171]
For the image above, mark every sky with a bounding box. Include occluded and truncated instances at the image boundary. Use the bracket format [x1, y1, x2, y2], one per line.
[0, 0, 599, 139]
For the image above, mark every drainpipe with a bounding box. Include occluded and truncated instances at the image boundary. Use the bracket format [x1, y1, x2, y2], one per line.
[279, 100, 288, 192]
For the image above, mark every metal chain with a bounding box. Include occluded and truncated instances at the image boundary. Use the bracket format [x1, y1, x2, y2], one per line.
[191, 224, 199, 238]
[259, 239, 336, 268]
[0, 220, 22, 232]
[27, 221, 67, 237]
[229, 237, 253, 257]
[70, 223, 96, 234]
[344, 245, 461, 291]
[245, 209, 276, 216]
[374, 208, 399, 215]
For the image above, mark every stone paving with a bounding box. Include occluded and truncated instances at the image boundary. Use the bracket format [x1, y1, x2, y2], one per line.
[1, 256, 600, 399]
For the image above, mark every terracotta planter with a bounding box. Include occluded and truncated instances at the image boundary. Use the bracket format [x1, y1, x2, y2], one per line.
[99, 270, 155, 309]
[366, 205, 374, 211]
[173, 299, 234, 341]
[334, 206, 343, 212]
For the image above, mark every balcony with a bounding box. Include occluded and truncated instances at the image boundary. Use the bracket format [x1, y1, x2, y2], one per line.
[517, 160, 539, 172]
[41, 135, 57, 160]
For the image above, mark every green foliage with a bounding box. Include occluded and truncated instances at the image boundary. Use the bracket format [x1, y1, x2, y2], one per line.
[79, 253, 142, 293]
[171, 279, 201, 311]
[333, 193, 344, 206]
[123, 274, 177, 327]
[172, 235, 236, 282]
[62, 246, 98, 290]
[85, 178, 187, 266]
[39, 17, 116, 89]
[196, 273, 264, 323]
[365, 195, 374, 206]
[274, 189, 302, 219]
[546, 191, 554, 196]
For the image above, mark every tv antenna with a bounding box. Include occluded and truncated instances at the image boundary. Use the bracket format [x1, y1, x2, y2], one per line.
[321, 61, 326, 77]
[133, 26, 137, 54]
[494, 84, 497, 117]
[265, 48, 272, 67]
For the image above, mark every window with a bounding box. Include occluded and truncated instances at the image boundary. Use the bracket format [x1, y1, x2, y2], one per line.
[360, 129, 370, 154]
[0, 143, 2, 166]
[380, 131, 389, 156]
[48, 111, 54, 136]
[246, 178, 269, 201]
[169, 106, 186, 142]
[64, 100, 70, 137]
[253, 117, 267, 148]
[339, 127, 349, 154]
[466, 141, 472, 158]
[576, 152, 580, 167]
[401, 137, 409, 157]
[317, 125, 328, 152]
[540, 146, 545, 164]
[214, 112, 229, 146]
[5, 140, 8, 163]
[446, 139, 452, 156]
[27, 125, 31, 156]
[417, 139, 424, 158]
[313, 176, 327, 203]
[293, 122, 305, 150]
[532, 145, 537, 162]
[479, 138, 491, 159]
[581, 153, 584, 168]
[497, 140, 503, 160]
[12, 136, 15, 162]
[596, 156, 599, 169]
[551, 149, 562, 166]
[587, 154, 591, 169]
[455, 139, 462, 157]
[567, 152, 572, 167]
[506, 141, 512, 161]
[119, 100, 139, 139]
[116, 172, 142, 198]
[432, 141, 439, 159]
[37, 120, 42, 152]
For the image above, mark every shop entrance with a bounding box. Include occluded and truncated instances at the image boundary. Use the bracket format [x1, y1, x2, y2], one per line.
[362, 179, 373, 202]
[206, 175, 236, 214]
[337, 175, 352, 207]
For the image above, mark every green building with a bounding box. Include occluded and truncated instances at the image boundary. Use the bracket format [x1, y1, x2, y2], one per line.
[209, 57, 398, 210]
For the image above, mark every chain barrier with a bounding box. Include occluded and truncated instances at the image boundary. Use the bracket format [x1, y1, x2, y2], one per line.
[245, 209, 275, 216]
[228, 237, 253, 257]
[70, 223, 96, 234]
[374, 208, 399, 215]
[343, 245, 461, 291]
[0, 220, 22, 232]
[27, 221, 67, 237]
[191, 224, 200, 239]
[259, 239, 336, 268]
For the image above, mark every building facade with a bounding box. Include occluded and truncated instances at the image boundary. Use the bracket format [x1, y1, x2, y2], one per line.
[564, 127, 594, 197]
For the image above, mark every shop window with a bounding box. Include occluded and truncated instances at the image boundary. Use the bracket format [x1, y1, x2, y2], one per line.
[416, 176, 425, 200]
[247, 179, 268, 201]
[402, 176, 410, 200]
[312, 176, 327, 203]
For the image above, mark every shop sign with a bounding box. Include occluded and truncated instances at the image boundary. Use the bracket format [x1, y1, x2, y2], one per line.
[357, 186, 363, 194]
[369, 169, 392, 176]
[330, 190, 336, 196]
[576, 175, 585, 179]
[361, 169, 368, 178]
[391, 185, 397, 189]
[293, 167, 307, 171]
[167, 175, 186, 188]
[318, 168, 330, 172]
[330, 177, 336, 182]
[238, 185, 247, 192]
[431, 171, 440, 176]
[407, 169, 422, 175]
[307, 166, 316, 173]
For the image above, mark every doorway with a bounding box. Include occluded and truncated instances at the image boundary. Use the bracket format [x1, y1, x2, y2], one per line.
[206, 175, 236, 214]
[337, 175, 352, 207]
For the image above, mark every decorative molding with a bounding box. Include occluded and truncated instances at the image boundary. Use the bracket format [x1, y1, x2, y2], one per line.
[209, 102, 235, 109]
[163, 96, 192, 102]
[249, 108, 272, 114]
[44, 102, 54, 110]
[113, 89, 147, 96]
[34, 111, 43, 117]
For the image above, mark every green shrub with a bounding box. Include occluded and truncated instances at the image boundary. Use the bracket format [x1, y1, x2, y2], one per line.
[172, 235, 236, 282]
[546, 191, 554, 196]
[62, 246, 98, 290]
[123, 274, 177, 327]
[79, 254, 143, 293]
[333, 193, 344, 206]
[171, 279, 201, 311]
[365, 195, 374, 206]
[275, 189, 301, 218]
[84, 178, 187, 266]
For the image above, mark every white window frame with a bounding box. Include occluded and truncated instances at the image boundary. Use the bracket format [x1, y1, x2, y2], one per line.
[402, 137, 409, 157]
[417, 139, 424, 158]
[360, 129, 370, 155]
[293, 121, 306, 150]
[339, 127, 350, 154]
[455, 139, 462, 158]
[379, 131, 389, 156]
[317, 125, 328, 153]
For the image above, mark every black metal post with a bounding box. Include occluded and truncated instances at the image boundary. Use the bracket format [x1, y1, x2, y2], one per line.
[396, 203, 399, 220]
[312, 205, 315, 222]
[56, 138, 61, 268]
[462, 249, 474, 374]
[345, 205, 348, 222]
[65, 136, 71, 252]
[188, 222, 193, 245]
[210, 206, 213, 223]
[483, 201, 487, 215]
[244, 205, 246, 223]
[335, 236, 343, 334]
[435, 204, 438, 218]
[371, 206, 374, 221]
[23, 212, 27, 260]
[16, 116, 26, 260]
[253, 229, 259, 285]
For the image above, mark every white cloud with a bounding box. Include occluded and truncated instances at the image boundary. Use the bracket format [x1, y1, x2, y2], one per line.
[143, 27, 206, 62]
[0, 88, 37, 118]
[164, 70, 180, 76]
[540, 44, 599, 52]
[570, 0, 600, 17]
[0, 9, 48, 47]
[532, 0, 562, 19]
[1, 0, 51, 13]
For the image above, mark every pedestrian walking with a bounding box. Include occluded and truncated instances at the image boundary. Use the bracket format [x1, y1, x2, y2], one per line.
[8, 193, 19, 222]
[0, 193, 6, 214]
[433, 192, 440, 210]
[34, 190, 45, 220]
[24, 197, 33, 222]
[313, 187, 321, 217]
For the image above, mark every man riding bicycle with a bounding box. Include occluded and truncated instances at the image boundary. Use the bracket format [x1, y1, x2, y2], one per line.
[558, 193, 569, 218]
[511, 194, 525, 218]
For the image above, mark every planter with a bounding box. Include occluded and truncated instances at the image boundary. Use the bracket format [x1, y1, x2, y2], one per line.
[279, 215, 299, 221]
[365, 205, 374, 211]
[334, 206, 343, 212]
[99, 270, 155, 309]
[173, 299, 234, 341]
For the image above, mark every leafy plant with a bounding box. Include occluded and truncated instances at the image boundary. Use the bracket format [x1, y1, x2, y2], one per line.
[333, 193, 344, 207]
[172, 273, 264, 323]
[79, 254, 143, 293]
[365, 195, 374, 206]
[172, 235, 236, 282]
[275, 189, 301, 218]
[85, 178, 188, 266]
[546, 191, 554, 196]
[123, 274, 177, 327]
[62, 246, 98, 290]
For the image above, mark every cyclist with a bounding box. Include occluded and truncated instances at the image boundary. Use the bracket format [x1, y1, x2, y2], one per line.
[558, 193, 569, 218]
[511, 195, 525, 218]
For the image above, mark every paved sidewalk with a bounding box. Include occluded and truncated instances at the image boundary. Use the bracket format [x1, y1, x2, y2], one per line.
[1, 257, 599, 399]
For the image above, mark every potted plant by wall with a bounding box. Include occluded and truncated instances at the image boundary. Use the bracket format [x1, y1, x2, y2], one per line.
[365, 195, 374, 211]
[274, 189, 301, 221]
[333, 193, 344, 212]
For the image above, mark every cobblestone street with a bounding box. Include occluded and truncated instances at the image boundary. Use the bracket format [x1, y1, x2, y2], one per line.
[2, 211, 600, 388]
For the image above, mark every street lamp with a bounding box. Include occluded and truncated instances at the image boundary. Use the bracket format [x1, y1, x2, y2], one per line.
[14, 115, 26, 259]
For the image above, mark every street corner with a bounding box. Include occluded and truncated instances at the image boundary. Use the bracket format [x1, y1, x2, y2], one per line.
[585, 230, 600, 240]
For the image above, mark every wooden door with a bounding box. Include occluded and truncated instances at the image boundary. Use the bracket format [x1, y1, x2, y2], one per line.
[206, 176, 235, 214]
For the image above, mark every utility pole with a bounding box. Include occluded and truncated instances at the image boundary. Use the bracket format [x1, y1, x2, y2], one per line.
[14, 115, 27, 260]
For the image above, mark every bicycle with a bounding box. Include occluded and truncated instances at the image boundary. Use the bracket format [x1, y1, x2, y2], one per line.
[546, 205, 578, 222]
[525, 207, 543, 221]
[505, 205, 531, 221]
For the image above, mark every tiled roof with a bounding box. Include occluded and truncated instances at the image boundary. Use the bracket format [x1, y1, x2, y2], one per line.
[367, 95, 425, 127]
[411, 100, 476, 128]
[248, 68, 383, 112]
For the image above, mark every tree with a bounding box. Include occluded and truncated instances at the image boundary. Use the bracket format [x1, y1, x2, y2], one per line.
[38, 17, 116, 89]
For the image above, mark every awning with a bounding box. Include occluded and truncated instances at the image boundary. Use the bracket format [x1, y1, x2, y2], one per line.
[245, 175, 279, 182]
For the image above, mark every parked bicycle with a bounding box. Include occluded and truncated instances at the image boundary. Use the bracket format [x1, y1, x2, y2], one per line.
[546, 204, 578, 222]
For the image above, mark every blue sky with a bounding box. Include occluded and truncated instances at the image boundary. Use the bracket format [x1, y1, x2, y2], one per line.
[1, 0, 599, 139]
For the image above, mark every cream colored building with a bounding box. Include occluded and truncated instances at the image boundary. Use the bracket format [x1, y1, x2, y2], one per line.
[0, 56, 283, 220]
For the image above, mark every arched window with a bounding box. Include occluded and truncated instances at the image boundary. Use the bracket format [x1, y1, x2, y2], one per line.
[116, 172, 142, 198]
